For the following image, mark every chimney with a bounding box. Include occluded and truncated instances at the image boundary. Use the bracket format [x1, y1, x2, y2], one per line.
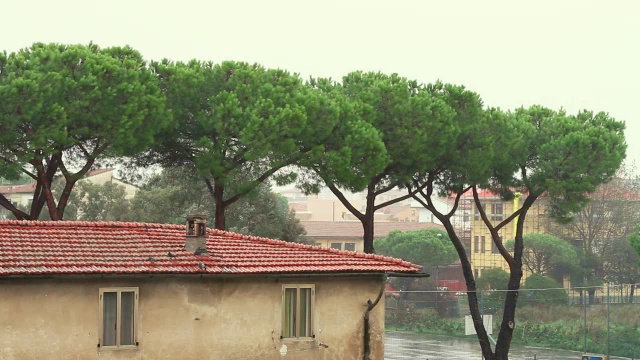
[185, 215, 208, 254]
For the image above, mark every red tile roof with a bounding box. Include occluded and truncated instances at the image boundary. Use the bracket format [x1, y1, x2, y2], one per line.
[301, 221, 445, 238]
[0, 220, 421, 276]
[0, 182, 37, 194]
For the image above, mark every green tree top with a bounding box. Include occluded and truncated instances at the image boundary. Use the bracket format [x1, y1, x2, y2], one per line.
[140, 60, 346, 230]
[374, 228, 457, 269]
[304, 73, 467, 254]
[630, 226, 640, 265]
[0, 42, 169, 220]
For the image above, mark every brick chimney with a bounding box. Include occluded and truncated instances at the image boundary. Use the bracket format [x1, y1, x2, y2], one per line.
[185, 215, 208, 254]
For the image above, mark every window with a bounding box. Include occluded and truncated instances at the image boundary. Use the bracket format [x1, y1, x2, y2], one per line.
[344, 242, 356, 251]
[330, 243, 342, 250]
[282, 285, 314, 339]
[313, 242, 322, 247]
[491, 236, 502, 254]
[480, 236, 486, 253]
[99, 288, 138, 349]
[474, 203, 486, 220]
[491, 203, 503, 221]
[474, 236, 479, 253]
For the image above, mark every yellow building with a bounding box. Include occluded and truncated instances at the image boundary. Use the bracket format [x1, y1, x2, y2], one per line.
[466, 190, 547, 278]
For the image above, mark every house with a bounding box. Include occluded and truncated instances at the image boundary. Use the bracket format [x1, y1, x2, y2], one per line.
[301, 221, 446, 252]
[0, 182, 37, 219]
[0, 218, 421, 359]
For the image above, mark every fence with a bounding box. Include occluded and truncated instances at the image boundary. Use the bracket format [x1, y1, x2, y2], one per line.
[385, 284, 640, 359]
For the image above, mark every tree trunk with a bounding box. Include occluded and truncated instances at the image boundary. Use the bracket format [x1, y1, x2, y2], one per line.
[55, 179, 77, 220]
[362, 185, 376, 254]
[214, 183, 226, 230]
[494, 264, 523, 359]
[439, 217, 494, 359]
[629, 284, 635, 303]
[0, 194, 29, 220]
[362, 211, 375, 254]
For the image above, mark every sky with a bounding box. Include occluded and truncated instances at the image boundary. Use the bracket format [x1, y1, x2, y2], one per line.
[2, 0, 639, 165]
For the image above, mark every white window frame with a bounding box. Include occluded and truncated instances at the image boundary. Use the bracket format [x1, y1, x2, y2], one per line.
[281, 284, 315, 340]
[99, 287, 139, 350]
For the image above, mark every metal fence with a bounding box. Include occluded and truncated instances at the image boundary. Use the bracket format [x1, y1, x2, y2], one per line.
[386, 284, 640, 359]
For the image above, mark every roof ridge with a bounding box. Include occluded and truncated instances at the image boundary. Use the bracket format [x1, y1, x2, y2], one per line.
[0, 220, 183, 229]
[0, 220, 423, 275]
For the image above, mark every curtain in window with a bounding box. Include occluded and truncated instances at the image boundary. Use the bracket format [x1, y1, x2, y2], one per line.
[299, 288, 312, 337]
[284, 288, 296, 337]
[103, 292, 117, 346]
[120, 291, 135, 345]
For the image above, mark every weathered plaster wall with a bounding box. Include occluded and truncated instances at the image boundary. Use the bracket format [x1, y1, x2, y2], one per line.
[0, 275, 385, 360]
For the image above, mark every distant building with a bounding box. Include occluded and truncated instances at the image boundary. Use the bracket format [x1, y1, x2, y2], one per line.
[465, 190, 547, 278]
[301, 221, 446, 252]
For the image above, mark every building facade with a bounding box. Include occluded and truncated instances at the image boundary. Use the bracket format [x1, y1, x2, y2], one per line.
[0, 220, 421, 359]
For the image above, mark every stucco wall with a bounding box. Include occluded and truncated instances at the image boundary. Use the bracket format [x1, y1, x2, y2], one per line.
[0, 275, 385, 360]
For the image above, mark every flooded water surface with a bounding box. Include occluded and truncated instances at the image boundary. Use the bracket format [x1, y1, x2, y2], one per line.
[385, 332, 631, 360]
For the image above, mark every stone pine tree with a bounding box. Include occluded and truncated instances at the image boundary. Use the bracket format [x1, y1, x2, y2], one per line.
[410, 105, 626, 360]
[140, 60, 373, 230]
[302, 73, 462, 254]
[0, 43, 169, 220]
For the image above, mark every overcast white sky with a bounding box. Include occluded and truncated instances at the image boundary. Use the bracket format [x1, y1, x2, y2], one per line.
[2, 0, 639, 165]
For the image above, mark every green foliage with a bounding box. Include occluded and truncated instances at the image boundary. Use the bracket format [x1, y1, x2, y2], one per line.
[141, 60, 341, 229]
[505, 233, 579, 276]
[476, 268, 510, 313]
[630, 226, 640, 266]
[0, 42, 169, 220]
[507, 107, 626, 219]
[375, 228, 457, 269]
[0, 174, 32, 185]
[605, 235, 640, 285]
[304, 74, 478, 254]
[522, 274, 568, 305]
[75, 182, 132, 222]
[386, 308, 464, 335]
[126, 168, 307, 243]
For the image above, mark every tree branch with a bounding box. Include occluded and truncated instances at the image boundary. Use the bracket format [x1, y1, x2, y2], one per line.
[472, 186, 514, 266]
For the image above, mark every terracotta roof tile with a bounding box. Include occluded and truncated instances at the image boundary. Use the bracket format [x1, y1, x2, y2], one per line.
[0, 220, 421, 276]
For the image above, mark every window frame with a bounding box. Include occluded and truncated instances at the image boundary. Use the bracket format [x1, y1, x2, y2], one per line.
[99, 287, 139, 350]
[281, 284, 315, 341]
[344, 242, 356, 252]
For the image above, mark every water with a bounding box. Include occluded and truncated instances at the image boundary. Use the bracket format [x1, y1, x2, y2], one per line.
[385, 332, 632, 360]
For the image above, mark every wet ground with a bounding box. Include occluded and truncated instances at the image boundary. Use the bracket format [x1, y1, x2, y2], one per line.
[385, 332, 631, 360]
